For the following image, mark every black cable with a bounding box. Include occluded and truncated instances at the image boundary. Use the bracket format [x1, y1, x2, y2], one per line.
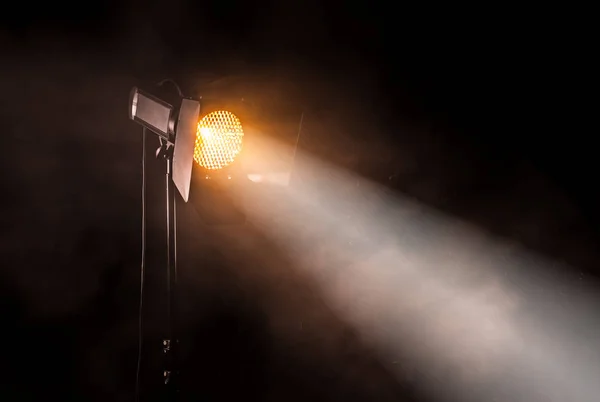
[156, 78, 185, 98]
[134, 127, 147, 402]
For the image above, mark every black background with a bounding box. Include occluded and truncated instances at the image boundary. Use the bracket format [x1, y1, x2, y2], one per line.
[1, 3, 597, 401]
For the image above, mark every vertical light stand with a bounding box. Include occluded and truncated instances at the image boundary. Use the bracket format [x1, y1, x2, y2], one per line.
[159, 142, 178, 401]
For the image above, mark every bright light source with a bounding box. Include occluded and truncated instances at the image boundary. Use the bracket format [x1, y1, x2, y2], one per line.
[193, 110, 244, 170]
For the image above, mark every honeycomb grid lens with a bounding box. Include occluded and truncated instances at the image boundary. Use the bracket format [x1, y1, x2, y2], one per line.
[193, 110, 244, 170]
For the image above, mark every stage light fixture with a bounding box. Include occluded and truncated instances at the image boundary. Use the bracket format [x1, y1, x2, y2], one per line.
[128, 82, 306, 399]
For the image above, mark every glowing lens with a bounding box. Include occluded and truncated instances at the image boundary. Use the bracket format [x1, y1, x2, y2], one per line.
[193, 110, 244, 170]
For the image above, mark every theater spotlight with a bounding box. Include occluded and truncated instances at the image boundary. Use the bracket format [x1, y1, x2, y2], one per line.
[188, 102, 248, 225]
[129, 86, 248, 225]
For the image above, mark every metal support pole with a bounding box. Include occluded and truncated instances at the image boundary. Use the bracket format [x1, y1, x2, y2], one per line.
[163, 154, 178, 401]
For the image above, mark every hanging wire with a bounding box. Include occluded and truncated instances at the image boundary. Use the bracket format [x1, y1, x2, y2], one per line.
[134, 127, 147, 402]
[157, 78, 185, 98]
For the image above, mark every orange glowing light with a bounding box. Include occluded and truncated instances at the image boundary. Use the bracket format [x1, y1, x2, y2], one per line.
[193, 110, 244, 170]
